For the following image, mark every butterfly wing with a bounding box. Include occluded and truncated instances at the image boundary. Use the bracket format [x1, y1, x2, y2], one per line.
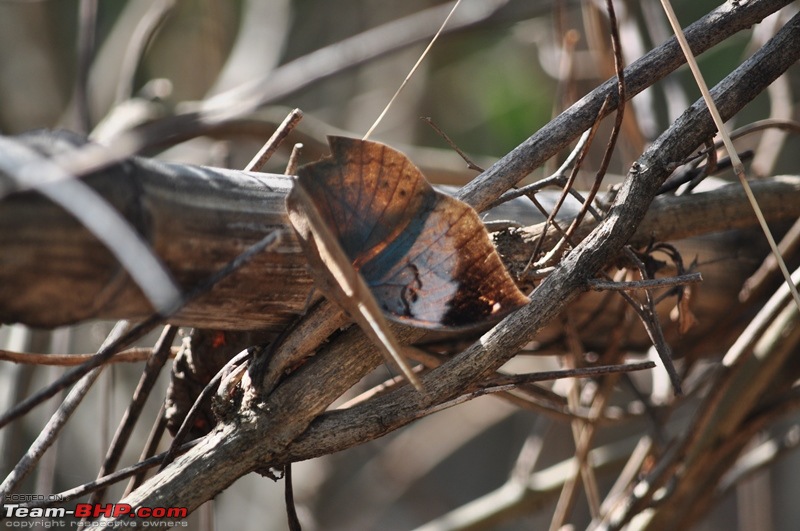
[293, 136, 529, 331]
[297, 136, 428, 268]
[286, 179, 424, 391]
[361, 191, 530, 329]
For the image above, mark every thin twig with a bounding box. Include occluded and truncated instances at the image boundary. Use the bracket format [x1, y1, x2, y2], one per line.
[588, 272, 703, 291]
[159, 348, 253, 470]
[90, 326, 178, 505]
[488, 127, 592, 209]
[556, 0, 626, 253]
[0, 321, 130, 497]
[0, 347, 180, 366]
[418, 362, 656, 418]
[74, 0, 97, 134]
[525, 96, 609, 271]
[124, 405, 169, 496]
[114, 0, 175, 105]
[593, 436, 653, 528]
[457, 0, 794, 212]
[565, 318, 602, 522]
[245, 108, 303, 172]
[711, 118, 800, 148]
[679, 138, 718, 195]
[421, 117, 484, 172]
[549, 296, 638, 531]
[659, 0, 800, 313]
[510, 416, 552, 483]
[718, 424, 800, 496]
[363, 0, 463, 140]
[529, 97, 611, 271]
[740, 217, 800, 303]
[750, 7, 793, 177]
[285, 464, 301, 531]
[0, 230, 283, 429]
[623, 248, 682, 394]
[657, 150, 754, 195]
[114, 0, 176, 104]
[31, 329, 70, 501]
[0, 319, 160, 432]
[492, 362, 658, 389]
[20, 439, 202, 508]
[285, 143, 303, 175]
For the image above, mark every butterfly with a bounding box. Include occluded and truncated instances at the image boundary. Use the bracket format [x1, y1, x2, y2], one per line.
[286, 136, 528, 390]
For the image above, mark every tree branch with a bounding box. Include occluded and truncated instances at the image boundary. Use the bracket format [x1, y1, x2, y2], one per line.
[108, 9, 800, 518]
[456, 0, 793, 212]
[2, 134, 798, 330]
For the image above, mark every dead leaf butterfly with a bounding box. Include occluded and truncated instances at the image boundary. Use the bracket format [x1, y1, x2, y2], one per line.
[287, 137, 528, 388]
[287, 136, 528, 331]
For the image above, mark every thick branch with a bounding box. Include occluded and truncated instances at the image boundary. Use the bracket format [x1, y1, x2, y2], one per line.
[2, 135, 798, 331]
[0, 134, 303, 331]
[276, 8, 800, 465]
[503, 176, 800, 257]
[456, 0, 794, 211]
[113, 9, 800, 517]
[1, 0, 791, 332]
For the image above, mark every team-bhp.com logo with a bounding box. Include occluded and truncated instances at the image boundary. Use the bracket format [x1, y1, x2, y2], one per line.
[2, 495, 188, 527]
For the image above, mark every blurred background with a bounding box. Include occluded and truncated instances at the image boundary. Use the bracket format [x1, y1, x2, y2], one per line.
[0, 1, 798, 530]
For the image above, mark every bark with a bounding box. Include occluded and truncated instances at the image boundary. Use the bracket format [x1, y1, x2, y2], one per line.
[0, 133, 302, 331]
[2, 135, 798, 333]
[105, 6, 800, 518]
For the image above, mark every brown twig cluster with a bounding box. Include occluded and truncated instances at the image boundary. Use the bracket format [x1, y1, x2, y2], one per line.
[1, 1, 799, 530]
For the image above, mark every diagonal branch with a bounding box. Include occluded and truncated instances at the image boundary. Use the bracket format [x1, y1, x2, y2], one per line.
[456, 0, 793, 212]
[108, 10, 800, 518]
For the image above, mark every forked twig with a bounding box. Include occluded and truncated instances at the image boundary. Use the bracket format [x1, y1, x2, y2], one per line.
[621, 248, 682, 394]
[528, 96, 610, 271]
[488, 127, 591, 209]
[552, 0, 627, 262]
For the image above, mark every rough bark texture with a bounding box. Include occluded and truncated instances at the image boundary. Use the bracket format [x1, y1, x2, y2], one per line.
[2, 136, 799, 336]
[105, 6, 800, 519]
[0, 133, 304, 331]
